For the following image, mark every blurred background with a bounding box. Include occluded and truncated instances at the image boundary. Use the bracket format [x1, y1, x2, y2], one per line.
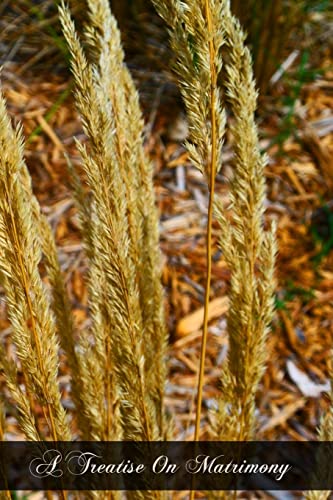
[1, 0, 333, 444]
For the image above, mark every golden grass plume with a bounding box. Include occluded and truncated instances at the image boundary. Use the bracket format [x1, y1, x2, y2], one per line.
[152, 0, 276, 446]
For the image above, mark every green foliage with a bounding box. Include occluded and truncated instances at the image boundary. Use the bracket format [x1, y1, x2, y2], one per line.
[27, 83, 73, 142]
[27, 1, 70, 60]
[269, 50, 325, 153]
[275, 281, 315, 311]
[231, 0, 331, 94]
[311, 204, 333, 265]
[302, 0, 331, 13]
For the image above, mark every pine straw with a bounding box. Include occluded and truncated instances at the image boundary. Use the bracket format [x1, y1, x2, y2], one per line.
[0, 57, 333, 445]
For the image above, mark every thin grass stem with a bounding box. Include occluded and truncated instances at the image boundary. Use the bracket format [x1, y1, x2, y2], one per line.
[190, 1, 218, 498]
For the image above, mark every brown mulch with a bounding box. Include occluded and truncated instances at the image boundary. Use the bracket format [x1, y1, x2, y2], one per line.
[1, 28, 333, 452]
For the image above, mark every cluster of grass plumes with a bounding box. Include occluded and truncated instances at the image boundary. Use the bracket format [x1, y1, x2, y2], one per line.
[0, 0, 169, 454]
[152, 0, 276, 448]
[59, 0, 169, 442]
[1, 0, 278, 496]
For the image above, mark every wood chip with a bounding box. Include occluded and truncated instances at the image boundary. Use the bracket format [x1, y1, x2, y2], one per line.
[261, 398, 306, 433]
[37, 114, 65, 151]
[176, 296, 229, 337]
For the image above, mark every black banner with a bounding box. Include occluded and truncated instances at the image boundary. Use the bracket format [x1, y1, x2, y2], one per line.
[0, 441, 333, 490]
